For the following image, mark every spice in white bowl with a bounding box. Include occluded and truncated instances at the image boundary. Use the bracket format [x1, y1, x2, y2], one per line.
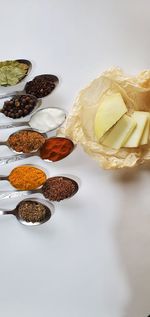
[29, 107, 66, 133]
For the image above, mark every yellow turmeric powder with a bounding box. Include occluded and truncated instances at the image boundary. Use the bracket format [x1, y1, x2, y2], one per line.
[9, 165, 47, 190]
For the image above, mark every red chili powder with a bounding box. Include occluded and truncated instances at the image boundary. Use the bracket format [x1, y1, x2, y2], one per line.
[40, 137, 74, 162]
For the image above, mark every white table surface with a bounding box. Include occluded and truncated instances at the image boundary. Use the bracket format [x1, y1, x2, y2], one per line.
[0, 1, 149, 316]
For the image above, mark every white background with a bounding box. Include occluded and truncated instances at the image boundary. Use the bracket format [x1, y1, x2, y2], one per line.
[0, 1, 149, 316]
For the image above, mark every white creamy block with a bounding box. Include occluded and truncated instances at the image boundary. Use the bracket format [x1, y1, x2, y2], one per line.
[94, 93, 127, 141]
[124, 111, 149, 148]
[140, 120, 149, 145]
[101, 114, 136, 150]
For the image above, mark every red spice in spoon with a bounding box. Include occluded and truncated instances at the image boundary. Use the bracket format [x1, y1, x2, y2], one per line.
[40, 137, 74, 162]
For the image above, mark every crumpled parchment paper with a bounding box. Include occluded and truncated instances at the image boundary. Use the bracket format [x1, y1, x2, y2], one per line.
[59, 68, 150, 169]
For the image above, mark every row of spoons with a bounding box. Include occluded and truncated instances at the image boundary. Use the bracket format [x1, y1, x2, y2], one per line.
[0, 73, 59, 121]
[0, 174, 79, 226]
[0, 175, 79, 200]
[0, 61, 59, 226]
[0, 67, 78, 227]
[0, 134, 74, 165]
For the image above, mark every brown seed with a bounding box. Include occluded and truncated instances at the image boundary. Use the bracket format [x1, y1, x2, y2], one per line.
[42, 176, 78, 201]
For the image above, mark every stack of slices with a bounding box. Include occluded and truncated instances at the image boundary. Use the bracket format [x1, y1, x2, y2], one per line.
[94, 93, 150, 150]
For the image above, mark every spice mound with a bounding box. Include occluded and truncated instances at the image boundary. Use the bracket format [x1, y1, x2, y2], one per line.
[42, 176, 79, 201]
[1, 95, 37, 119]
[29, 107, 66, 133]
[25, 74, 58, 98]
[40, 137, 74, 162]
[0, 60, 29, 86]
[8, 130, 45, 153]
[9, 165, 46, 190]
[17, 200, 47, 223]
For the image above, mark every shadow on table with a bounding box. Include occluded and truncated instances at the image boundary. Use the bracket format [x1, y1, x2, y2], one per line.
[113, 164, 150, 317]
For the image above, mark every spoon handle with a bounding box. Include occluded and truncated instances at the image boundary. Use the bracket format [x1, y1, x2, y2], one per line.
[0, 92, 21, 99]
[0, 153, 35, 165]
[0, 189, 41, 200]
[0, 209, 13, 215]
[0, 122, 29, 129]
[0, 175, 8, 180]
[0, 141, 7, 146]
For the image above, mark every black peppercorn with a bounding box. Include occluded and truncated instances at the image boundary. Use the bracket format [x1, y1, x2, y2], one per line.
[1, 95, 37, 119]
[25, 74, 59, 98]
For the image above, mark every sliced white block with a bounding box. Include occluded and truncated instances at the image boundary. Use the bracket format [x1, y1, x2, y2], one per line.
[94, 93, 127, 141]
[124, 111, 149, 148]
[101, 114, 136, 150]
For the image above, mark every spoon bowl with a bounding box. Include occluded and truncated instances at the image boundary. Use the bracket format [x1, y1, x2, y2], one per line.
[0, 59, 32, 87]
[0, 128, 47, 154]
[0, 94, 41, 119]
[0, 198, 54, 226]
[0, 163, 48, 190]
[16, 198, 54, 226]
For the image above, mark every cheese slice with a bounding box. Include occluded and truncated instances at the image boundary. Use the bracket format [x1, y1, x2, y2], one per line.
[101, 114, 136, 150]
[140, 119, 149, 145]
[124, 111, 149, 148]
[94, 93, 127, 141]
[148, 112, 150, 142]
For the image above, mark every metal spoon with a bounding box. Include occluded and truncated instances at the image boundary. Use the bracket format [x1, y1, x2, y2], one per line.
[0, 106, 66, 133]
[0, 74, 59, 99]
[0, 197, 54, 226]
[0, 176, 79, 201]
[0, 128, 47, 154]
[0, 136, 74, 165]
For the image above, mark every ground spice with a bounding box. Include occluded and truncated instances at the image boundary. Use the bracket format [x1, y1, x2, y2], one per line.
[42, 176, 79, 201]
[8, 130, 45, 153]
[17, 200, 47, 223]
[29, 107, 66, 133]
[8, 165, 46, 190]
[25, 74, 58, 98]
[40, 137, 74, 162]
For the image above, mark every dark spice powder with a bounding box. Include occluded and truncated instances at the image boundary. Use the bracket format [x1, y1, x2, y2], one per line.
[17, 201, 47, 223]
[8, 130, 45, 153]
[42, 176, 79, 201]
